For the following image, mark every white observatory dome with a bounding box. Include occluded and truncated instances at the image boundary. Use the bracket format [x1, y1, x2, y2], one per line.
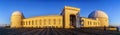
[12, 11, 22, 15]
[88, 10, 108, 18]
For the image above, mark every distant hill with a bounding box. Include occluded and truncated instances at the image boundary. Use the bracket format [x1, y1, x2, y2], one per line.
[116, 26, 120, 31]
[0, 24, 9, 28]
[118, 26, 120, 31]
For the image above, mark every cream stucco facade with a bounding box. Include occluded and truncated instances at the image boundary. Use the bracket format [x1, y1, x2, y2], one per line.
[22, 15, 63, 28]
[10, 6, 109, 28]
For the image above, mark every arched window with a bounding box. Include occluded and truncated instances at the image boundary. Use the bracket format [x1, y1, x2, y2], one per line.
[21, 21, 24, 25]
[32, 20, 34, 25]
[49, 19, 50, 25]
[54, 19, 56, 25]
[26, 21, 27, 25]
[35, 20, 37, 25]
[88, 21, 89, 25]
[59, 19, 61, 24]
[29, 21, 30, 25]
[23, 21, 25, 25]
[90, 21, 92, 25]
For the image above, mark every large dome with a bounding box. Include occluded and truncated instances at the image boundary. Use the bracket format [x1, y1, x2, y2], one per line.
[88, 10, 108, 18]
[12, 11, 22, 15]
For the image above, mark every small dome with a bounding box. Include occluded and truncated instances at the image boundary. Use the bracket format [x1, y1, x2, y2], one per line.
[88, 10, 108, 18]
[12, 11, 22, 15]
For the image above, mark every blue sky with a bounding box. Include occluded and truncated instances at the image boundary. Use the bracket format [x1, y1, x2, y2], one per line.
[0, 0, 120, 26]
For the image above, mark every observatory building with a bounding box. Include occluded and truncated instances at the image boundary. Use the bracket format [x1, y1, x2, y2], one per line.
[10, 6, 109, 28]
[80, 10, 109, 27]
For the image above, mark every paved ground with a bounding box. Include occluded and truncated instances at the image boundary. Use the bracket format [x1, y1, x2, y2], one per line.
[0, 28, 119, 35]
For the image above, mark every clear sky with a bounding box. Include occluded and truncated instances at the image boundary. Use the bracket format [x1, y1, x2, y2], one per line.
[0, 0, 120, 26]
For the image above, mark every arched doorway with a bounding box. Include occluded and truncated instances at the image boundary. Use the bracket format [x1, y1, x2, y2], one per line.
[70, 14, 76, 28]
